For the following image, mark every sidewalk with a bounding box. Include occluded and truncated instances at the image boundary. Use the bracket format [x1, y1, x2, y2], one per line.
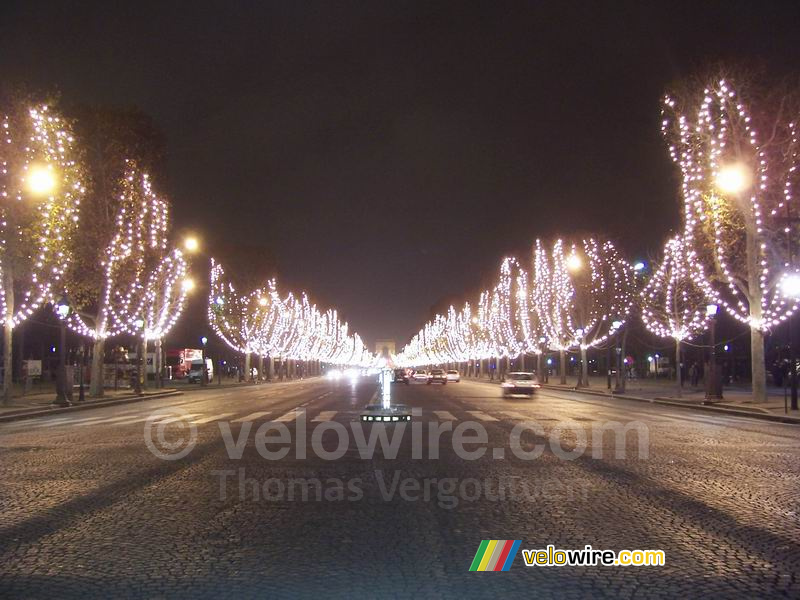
[465, 373, 800, 424]
[0, 375, 324, 422]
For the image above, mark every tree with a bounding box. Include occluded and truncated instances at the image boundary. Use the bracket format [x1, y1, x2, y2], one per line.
[0, 102, 85, 403]
[64, 161, 177, 395]
[534, 238, 634, 387]
[63, 107, 166, 397]
[662, 75, 800, 402]
[641, 235, 712, 396]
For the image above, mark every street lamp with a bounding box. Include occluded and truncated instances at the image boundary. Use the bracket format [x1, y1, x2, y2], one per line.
[715, 163, 751, 194]
[201, 336, 208, 386]
[705, 304, 723, 402]
[26, 164, 57, 196]
[183, 235, 200, 253]
[566, 253, 582, 272]
[53, 296, 72, 406]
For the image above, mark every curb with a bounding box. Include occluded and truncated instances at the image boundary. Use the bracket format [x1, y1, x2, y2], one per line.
[464, 378, 800, 424]
[0, 389, 183, 423]
[538, 383, 800, 424]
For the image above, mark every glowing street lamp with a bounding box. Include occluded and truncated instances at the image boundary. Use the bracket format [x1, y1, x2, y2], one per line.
[184, 235, 200, 253]
[201, 335, 209, 386]
[26, 164, 57, 196]
[715, 163, 750, 194]
[705, 304, 722, 402]
[781, 273, 800, 299]
[566, 253, 583, 272]
[181, 277, 196, 293]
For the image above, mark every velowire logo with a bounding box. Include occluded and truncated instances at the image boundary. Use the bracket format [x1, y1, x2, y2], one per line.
[469, 540, 521, 572]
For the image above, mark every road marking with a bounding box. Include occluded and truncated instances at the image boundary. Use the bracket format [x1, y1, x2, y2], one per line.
[75, 415, 152, 426]
[157, 414, 201, 425]
[112, 413, 191, 426]
[433, 410, 458, 421]
[232, 411, 271, 423]
[467, 410, 499, 422]
[38, 415, 109, 427]
[501, 411, 530, 420]
[274, 410, 301, 422]
[312, 411, 337, 422]
[190, 413, 234, 424]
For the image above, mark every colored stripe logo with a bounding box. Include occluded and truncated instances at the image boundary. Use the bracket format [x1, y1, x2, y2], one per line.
[469, 540, 521, 571]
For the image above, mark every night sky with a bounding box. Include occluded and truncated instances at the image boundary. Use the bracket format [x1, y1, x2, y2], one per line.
[2, 1, 799, 349]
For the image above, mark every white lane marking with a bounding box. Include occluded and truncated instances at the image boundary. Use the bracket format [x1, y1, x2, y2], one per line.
[273, 410, 300, 422]
[190, 413, 234, 425]
[467, 410, 499, 422]
[501, 411, 530, 420]
[112, 413, 179, 426]
[232, 411, 271, 423]
[75, 415, 152, 426]
[38, 415, 109, 427]
[311, 411, 337, 422]
[433, 411, 457, 421]
[156, 414, 201, 425]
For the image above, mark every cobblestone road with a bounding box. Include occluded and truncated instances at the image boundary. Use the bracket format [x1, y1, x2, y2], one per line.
[0, 377, 798, 598]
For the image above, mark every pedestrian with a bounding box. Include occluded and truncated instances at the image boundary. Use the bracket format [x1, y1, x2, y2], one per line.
[689, 362, 698, 387]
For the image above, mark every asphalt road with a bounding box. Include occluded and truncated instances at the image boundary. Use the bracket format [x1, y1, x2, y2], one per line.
[0, 376, 798, 598]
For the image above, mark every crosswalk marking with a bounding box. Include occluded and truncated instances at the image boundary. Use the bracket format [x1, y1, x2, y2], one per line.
[157, 414, 201, 425]
[467, 410, 499, 422]
[112, 413, 179, 426]
[273, 410, 300, 422]
[501, 411, 530, 420]
[312, 411, 337, 422]
[39, 415, 108, 427]
[232, 411, 271, 423]
[190, 413, 234, 425]
[75, 415, 147, 426]
[433, 410, 457, 421]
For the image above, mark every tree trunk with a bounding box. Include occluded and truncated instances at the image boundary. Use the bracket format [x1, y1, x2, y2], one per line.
[2, 266, 13, 404]
[751, 328, 766, 403]
[154, 337, 162, 388]
[89, 337, 106, 397]
[675, 338, 682, 399]
[244, 352, 251, 382]
[579, 346, 589, 388]
[559, 349, 567, 384]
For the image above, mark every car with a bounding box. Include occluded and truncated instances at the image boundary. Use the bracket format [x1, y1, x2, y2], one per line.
[427, 369, 447, 384]
[501, 371, 540, 397]
[446, 369, 460, 382]
[393, 368, 409, 384]
[410, 369, 429, 384]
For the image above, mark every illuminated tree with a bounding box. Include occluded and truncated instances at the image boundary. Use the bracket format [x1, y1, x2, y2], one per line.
[662, 75, 800, 402]
[208, 259, 373, 371]
[0, 103, 85, 403]
[64, 161, 184, 395]
[534, 238, 634, 387]
[641, 235, 711, 396]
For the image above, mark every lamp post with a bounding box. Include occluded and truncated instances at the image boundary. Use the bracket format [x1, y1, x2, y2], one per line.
[133, 318, 144, 395]
[781, 274, 800, 410]
[201, 336, 208, 386]
[54, 296, 72, 406]
[705, 304, 723, 402]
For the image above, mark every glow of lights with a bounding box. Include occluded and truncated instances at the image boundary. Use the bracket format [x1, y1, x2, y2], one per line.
[633, 261, 646, 272]
[566, 253, 582, 272]
[182, 277, 195, 293]
[184, 236, 199, 253]
[706, 304, 719, 317]
[715, 163, 750, 194]
[26, 164, 57, 196]
[1, 105, 85, 330]
[780, 274, 800, 299]
[207, 259, 375, 367]
[661, 78, 799, 333]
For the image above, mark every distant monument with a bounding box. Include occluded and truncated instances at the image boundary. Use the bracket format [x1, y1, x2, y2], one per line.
[374, 339, 396, 361]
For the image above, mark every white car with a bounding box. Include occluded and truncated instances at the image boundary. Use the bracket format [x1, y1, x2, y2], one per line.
[410, 369, 429, 384]
[501, 372, 540, 397]
[446, 370, 460, 382]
